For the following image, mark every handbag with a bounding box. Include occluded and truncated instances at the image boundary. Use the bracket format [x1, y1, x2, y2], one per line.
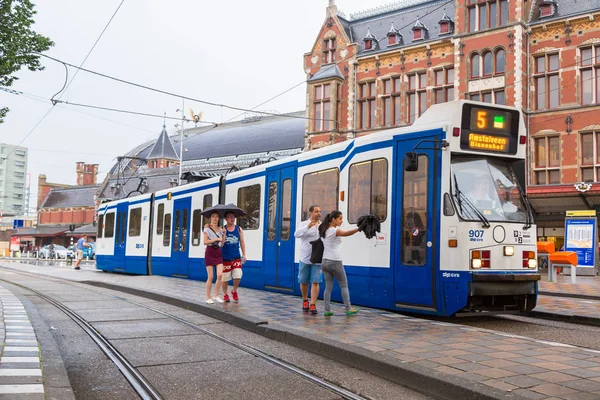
[309, 237, 324, 264]
[208, 226, 221, 248]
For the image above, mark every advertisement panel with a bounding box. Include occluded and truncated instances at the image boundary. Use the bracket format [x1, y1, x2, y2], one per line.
[564, 218, 596, 268]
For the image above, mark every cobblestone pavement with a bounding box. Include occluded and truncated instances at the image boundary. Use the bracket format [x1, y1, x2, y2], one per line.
[4, 261, 600, 399]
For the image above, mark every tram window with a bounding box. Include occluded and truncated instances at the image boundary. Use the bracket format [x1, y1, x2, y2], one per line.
[120, 211, 126, 244]
[173, 210, 180, 251]
[402, 154, 428, 266]
[202, 194, 212, 227]
[163, 213, 172, 246]
[129, 208, 142, 237]
[301, 168, 339, 220]
[192, 209, 202, 246]
[237, 184, 261, 230]
[97, 214, 104, 238]
[182, 208, 189, 251]
[443, 193, 455, 216]
[267, 182, 277, 241]
[348, 158, 388, 223]
[156, 204, 164, 235]
[281, 179, 292, 241]
[105, 212, 115, 238]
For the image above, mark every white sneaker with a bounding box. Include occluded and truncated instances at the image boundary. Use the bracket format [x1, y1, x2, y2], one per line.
[213, 296, 224, 303]
[206, 298, 214, 304]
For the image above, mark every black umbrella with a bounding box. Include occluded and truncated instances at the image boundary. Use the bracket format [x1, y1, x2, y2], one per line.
[200, 203, 247, 218]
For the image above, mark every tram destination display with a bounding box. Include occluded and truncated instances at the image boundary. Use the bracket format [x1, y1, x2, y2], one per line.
[460, 103, 520, 155]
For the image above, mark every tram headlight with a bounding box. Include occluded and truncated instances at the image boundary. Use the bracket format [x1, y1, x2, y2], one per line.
[503, 246, 514, 256]
[528, 259, 537, 269]
[471, 259, 482, 269]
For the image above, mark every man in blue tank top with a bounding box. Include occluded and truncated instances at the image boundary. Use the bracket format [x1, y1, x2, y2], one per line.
[75, 234, 90, 270]
[221, 211, 246, 303]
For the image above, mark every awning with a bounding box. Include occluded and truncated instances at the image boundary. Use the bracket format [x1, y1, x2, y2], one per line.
[12, 227, 68, 237]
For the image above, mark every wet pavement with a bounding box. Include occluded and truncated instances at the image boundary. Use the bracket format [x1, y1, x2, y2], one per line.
[2, 261, 600, 400]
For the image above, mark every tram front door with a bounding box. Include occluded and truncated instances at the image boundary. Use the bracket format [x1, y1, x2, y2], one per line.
[114, 203, 128, 271]
[263, 163, 297, 291]
[393, 135, 441, 311]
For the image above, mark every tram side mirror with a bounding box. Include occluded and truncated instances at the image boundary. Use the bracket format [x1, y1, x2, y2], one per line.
[404, 152, 419, 171]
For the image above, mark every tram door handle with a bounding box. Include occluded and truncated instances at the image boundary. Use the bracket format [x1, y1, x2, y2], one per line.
[179, 243, 183, 251]
[278, 242, 281, 247]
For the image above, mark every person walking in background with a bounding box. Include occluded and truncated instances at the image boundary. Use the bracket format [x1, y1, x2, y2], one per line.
[221, 211, 246, 303]
[204, 212, 225, 304]
[74, 234, 90, 270]
[294, 205, 322, 314]
[319, 211, 360, 316]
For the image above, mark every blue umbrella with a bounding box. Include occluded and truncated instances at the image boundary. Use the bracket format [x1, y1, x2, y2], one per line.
[200, 203, 247, 218]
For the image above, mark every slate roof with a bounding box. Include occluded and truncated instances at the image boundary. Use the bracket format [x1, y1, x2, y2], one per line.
[343, 0, 454, 54]
[308, 64, 344, 82]
[529, 0, 599, 24]
[147, 124, 179, 161]
[40, 185, 100, 209]
[138, 111, 306, 162]
[67, 223, 97, 235]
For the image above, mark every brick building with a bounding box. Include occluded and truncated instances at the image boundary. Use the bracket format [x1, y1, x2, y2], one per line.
[14, 163, 100, 247]
[305, 0, 600, 242]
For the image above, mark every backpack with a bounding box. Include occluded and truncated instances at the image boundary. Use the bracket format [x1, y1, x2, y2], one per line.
[309, 238, 324, 264]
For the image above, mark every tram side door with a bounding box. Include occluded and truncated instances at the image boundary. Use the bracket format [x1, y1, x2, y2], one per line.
[393, 136, 441, 311]
[263, 164, 297, 291]
[114, 203, 128, 270]
[171, 197, 191, 277]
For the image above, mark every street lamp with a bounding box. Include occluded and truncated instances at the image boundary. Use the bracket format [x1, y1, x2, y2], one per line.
[176, 99, 185, 185]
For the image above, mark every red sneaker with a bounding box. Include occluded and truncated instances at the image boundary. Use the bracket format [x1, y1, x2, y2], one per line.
[302, 299, 309, 312]
[310, 304, 318, 315]
[232, 291, 239, 303]
[223, 293, 230, 303]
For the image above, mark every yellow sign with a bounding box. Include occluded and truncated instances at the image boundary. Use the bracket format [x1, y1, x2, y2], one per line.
[468, 133, 509, 152]
[167, 192, 172, 200]
[566, 210, 596, 217]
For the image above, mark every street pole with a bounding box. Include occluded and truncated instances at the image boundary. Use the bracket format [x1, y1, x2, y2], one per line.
[179, 98, 184, 185]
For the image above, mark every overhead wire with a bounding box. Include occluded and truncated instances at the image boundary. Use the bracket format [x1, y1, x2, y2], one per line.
[6, 0, 126, 157]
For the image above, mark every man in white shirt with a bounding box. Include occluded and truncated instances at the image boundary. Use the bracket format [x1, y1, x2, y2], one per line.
[294, 205, 322, 314]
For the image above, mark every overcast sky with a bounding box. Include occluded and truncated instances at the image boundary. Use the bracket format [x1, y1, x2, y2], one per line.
[1, 0, 394, 212]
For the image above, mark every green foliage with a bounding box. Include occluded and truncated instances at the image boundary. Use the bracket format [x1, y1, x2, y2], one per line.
[0, 0, 54, 123]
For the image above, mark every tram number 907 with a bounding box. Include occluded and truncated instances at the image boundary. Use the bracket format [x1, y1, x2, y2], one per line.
[469, 230, 485, 242]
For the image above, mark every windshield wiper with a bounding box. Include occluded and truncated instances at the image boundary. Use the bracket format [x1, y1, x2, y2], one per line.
[459, 192, 491, 228]
[515, 184, 533, 230]
[453, 174, 463, 214]
[453, 175, 490, 228]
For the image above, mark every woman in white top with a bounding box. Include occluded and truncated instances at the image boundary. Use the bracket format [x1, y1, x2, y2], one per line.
[203, 212, 225, 304]
[318, 210, 360, 316]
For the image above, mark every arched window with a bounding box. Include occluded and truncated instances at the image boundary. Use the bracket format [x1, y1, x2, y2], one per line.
[495, 49, 506, 73]
[471, 54, 481, 78]
[483, 52, 493, 76]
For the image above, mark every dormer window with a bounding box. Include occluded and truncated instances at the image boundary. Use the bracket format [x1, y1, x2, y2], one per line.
[440, 22, 450, 34]
[540, 4, 554, 17]
[412, 18, 427, 42]
[363, 27, 377, 51]
[387, 22, 402, 47]
[438, 10, 454, 35]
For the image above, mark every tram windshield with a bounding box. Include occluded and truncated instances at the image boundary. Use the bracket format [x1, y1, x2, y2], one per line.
[451, 158, 528, 223]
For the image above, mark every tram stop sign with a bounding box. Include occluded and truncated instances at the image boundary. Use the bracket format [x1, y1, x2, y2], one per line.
[564, 210, 598, 276]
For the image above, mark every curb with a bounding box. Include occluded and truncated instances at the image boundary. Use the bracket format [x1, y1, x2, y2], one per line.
[539, 290, 600, 301]
[8, 283, 76, 400]
[528, 310, 600, 327]
[82, 280, 525, 400]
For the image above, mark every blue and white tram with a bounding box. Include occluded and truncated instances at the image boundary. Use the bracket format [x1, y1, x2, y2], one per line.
[96, 100, 538, 316]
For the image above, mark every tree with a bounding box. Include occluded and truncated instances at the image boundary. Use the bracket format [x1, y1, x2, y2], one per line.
[0, 0, 54, 123]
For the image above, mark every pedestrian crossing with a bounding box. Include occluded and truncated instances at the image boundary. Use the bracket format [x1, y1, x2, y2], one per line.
[0, 288, 44, 398]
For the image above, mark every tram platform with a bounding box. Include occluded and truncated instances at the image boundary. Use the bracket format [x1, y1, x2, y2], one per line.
[3, 261, 600, 400]
[0, 283, 75, 399]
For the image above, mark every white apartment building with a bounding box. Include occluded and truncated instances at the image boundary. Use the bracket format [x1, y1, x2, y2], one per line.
[0, 144, 28, 216]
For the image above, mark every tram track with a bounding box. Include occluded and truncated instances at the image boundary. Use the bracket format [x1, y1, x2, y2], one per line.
[0, 269, 371, 400]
